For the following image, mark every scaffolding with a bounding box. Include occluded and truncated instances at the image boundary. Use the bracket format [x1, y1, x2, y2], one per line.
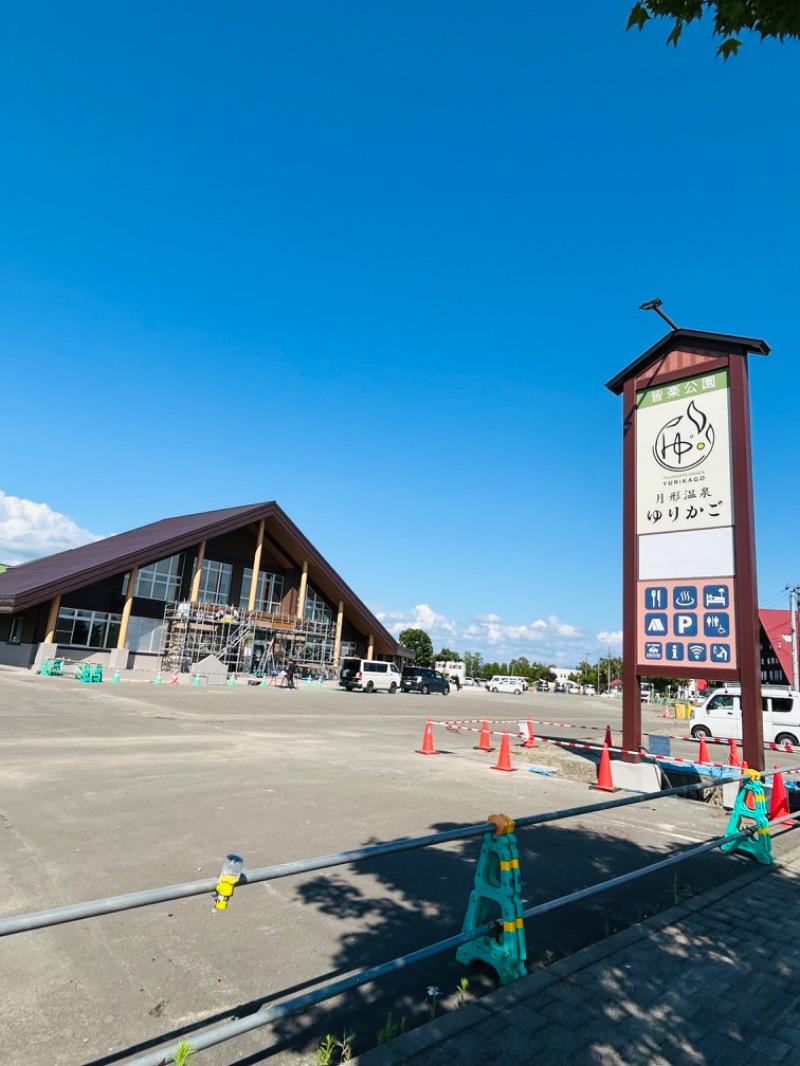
[160, 601, 337, 676]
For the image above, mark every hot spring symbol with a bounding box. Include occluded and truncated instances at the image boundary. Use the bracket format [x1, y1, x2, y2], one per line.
[653, 400, 715, 472]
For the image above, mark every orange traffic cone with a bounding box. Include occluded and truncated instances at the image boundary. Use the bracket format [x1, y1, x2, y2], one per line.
[728, 738, 741, 768]
[591, 743, 618, 792]
[474, 719, 494, 752]
[741, 762, 755, 810]
[697, 735, 711, 764]
[491, 730, 517, 773]
[769, 767, 789, 821]
[523, 719, 536, 748]
[604, 724, 612, 748]
[416, 718, 438, 756]
[662, 705, 671, 718]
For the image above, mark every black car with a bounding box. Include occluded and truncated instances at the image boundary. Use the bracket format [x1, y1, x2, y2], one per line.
[401, 667, 451, 695]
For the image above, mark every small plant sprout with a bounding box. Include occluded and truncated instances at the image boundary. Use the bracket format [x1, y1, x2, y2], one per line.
[336, 1030, 356, 1062]
[377, 1011, 406, 1044]
[174, 1042, 195, 1066]
[544, 949, 555, 966]
[427, 985, 442, 1020]
[456, 977, 470, 1008]
[315, 1034, 336, 1065]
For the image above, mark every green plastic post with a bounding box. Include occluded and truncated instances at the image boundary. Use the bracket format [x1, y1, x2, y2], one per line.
[456, 821, 527, 984]
[721, 777, 773, 865]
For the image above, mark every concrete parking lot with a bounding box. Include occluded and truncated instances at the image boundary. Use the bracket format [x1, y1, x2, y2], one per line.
[0, 673, 783, 1065]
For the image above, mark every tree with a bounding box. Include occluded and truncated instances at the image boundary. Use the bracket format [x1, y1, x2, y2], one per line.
[435, 648, 462, 664]
[398, 628, 434, 666]
[463, 650, 483, 678]
[627, 1, 800, 59]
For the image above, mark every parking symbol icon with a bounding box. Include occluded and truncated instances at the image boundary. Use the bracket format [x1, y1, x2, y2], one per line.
[673, 613, 697, 637]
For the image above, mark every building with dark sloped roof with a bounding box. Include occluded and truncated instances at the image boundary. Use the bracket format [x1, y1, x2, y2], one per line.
[0, 502, 401, 678]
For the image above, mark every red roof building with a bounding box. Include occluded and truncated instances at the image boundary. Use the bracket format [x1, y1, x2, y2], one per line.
[759, 609, 798, 687]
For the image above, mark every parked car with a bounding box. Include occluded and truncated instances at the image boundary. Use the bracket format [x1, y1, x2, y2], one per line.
[584, 684, 596, 696]
[489, 675, 528, 691]
[339, 658, 402, 693]
[401, 667, 451, 695]
[489, 678, 524, 695]
[462, 677, 477, 687]
[690, 684, 800, 746]
[554, 682, 567, 693]
[536, 680, 549, 692]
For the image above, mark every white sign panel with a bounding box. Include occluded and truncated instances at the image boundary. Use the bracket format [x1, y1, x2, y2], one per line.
[636, 369, 733, 536]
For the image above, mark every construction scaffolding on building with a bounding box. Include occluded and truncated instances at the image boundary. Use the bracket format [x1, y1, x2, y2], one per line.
[160, 601, 337, 677]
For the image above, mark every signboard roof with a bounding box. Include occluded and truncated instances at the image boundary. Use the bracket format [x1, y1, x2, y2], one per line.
[605, 328, 769, 397]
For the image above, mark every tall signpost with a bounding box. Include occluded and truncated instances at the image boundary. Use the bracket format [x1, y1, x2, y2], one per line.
[606, 329, 769, 772]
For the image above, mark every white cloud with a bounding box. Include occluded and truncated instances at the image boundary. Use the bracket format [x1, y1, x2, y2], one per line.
[0, 492, 104, 565]
[376, 603, 457, 639]
[596, 630, 623, 649]
[373, 602, 619, 667]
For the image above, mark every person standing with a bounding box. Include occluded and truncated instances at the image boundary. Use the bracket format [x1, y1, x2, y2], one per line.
[286, 659, 297, 690]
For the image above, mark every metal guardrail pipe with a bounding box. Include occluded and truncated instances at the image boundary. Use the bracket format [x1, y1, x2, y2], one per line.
[125, 824, 756, 1066]
[0, 774, 768, 938]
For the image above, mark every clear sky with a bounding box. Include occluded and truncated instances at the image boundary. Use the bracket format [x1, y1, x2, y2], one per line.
[1, 3, 798, 667]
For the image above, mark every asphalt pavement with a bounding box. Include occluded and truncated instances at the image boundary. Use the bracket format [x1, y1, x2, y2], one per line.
[1, 672, 796, 1066]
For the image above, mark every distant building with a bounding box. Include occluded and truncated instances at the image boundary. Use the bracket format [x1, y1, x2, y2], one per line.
[553, 667, 577, 684]
[760, 609, 798, 687]
[436, 660, 466, 687]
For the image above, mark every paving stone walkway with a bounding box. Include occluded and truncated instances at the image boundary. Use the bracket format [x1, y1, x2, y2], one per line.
[356, 846, 800, 1066]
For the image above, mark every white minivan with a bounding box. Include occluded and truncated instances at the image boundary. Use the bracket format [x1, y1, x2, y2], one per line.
[689, 684, 800, 746]
[339, 658, 401, 694]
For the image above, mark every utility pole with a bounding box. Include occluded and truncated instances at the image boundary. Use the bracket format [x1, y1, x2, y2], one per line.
[790, 585, 800, 692]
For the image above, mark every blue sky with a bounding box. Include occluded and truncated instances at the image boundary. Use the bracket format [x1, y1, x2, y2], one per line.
[2, 3, 798, 666]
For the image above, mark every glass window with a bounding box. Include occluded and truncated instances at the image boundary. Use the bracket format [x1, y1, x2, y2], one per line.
[8, 616, 24, 643]
[772, 698, 794, 715]
[304, 587, 332, 625]
[240, 569, 285, 613]
[197, 559, 233, 605]
[134, 554, 183, 601]
[126, 616, 165, 653]
[707, 694, 735, 711]
[55, 608, 122, 649]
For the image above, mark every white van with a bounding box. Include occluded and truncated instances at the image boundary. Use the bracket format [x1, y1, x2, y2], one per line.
[489, 675, 529, 691]
[689, 684, 800, 746]
[339, 658, 402, 694]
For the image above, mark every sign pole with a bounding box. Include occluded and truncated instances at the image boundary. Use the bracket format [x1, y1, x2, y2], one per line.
[622, 376, 641, 758]
[728, 354, 764, 770]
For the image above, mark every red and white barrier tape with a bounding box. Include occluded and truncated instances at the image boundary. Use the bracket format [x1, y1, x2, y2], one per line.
[442, 716, 609, 732]
[431, 720, 793, 775]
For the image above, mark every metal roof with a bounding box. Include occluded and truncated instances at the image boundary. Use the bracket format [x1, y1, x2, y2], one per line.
[0, 502, 398, 651]
[605, 328, 770, 396]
